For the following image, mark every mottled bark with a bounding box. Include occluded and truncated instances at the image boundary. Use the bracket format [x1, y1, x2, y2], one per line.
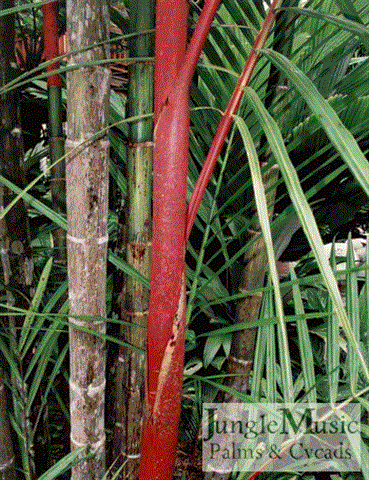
[66, 1, 110, 479]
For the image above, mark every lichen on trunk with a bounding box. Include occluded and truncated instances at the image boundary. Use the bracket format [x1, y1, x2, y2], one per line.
[66, 1, 111, 478]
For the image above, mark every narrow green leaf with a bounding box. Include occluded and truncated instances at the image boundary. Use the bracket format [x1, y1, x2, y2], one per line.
[32, 342, 69, 434]
[233, 115, 294, 402]
[0, 0, 53, 17]
[36, 447, 86, 480]
[68, 319, 144, 353]
[109, 158, 127, 196]
[0, 184, 148, 290]
[26, 333, 59, 413]
[192, 374, 254, 403]
[266, 322, 277, 403]
[346, 233, 360, 393]
[108, 249, 149, 287]
[335, 0, 365, 25]
[243, 86, 369, 382]
[286, 5, 369, 35]
[101, 457, 127, 480]
[0, 115, 150, 224]
[203, 335, 224, 368]
[51, 384, 70, 422]
[264, 286, 277, 403]
[250, 322, 267, 400]
[19, 257, 53, 353]
[187, 128, 232, 322]
[327, 242, 340, 403]
[290, 266, 317, 404]
[0, 175, 67, 230]
[262, 49, 369, 199]
[24, 303, 68, 385]
[0, 338, 21, 384]
[285, 6, 369, 52]
[42, 281, 68, 314]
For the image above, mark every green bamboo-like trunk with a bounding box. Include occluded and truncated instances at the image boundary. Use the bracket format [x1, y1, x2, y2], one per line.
[112, 1, 154, 477]
[0, 2, 35, 478]
[42, 0, 66, 268]
[48, 84, 66, 268]
[66, 1, 110, 478]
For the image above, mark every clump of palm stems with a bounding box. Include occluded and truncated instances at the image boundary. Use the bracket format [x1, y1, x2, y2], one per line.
[0, 1, 369, 480]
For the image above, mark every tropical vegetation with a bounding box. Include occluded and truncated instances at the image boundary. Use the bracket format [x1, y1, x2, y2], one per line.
[0, 0, 369, 479]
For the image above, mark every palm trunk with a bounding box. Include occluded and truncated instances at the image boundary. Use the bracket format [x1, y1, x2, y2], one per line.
[138, 3, 189, 478]
[0, 2, 34, 477]
[139, 2, 221, 478]
[66, 1, 110, 478]
[42, 1, 66, 268]
[112, 1, 154, 478]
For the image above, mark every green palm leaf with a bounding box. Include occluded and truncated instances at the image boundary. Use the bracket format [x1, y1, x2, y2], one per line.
[233, 114, 294, 402]
[263, 49, 369, 198]
[243, 85, 369, 382]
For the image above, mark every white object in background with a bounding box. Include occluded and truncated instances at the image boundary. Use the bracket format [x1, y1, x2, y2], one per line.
[323, 238, 367, 278]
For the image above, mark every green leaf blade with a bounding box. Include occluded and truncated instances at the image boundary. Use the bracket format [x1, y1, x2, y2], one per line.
[262, 49, 369, 199]
[243, 85, 369, 382]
